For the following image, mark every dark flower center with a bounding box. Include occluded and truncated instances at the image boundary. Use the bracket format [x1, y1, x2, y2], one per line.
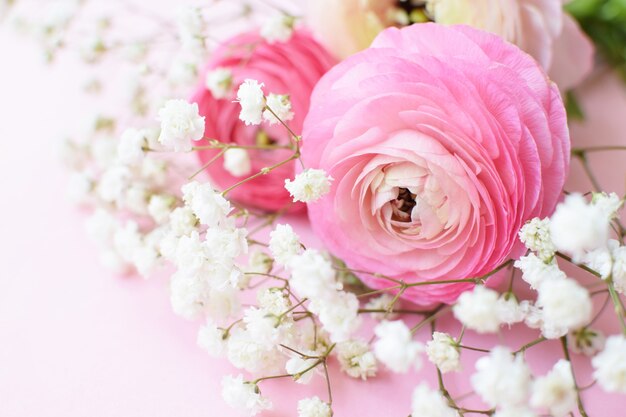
[392, 187, 417, 222]
[394, 0, 433, 24]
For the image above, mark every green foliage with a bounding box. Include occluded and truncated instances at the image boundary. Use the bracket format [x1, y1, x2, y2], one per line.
[567, 0, 626, 80]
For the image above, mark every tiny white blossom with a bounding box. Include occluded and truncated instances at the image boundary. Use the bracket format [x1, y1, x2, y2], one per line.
[452, 286, 501, 333]
[169, 269, 209, 319]
[197, 320, 227, 357]
[592, 335, 626, 393]
[227, 328, 286, 374]
[549, 193, 609, 259]
[157, 99, 205, 152]
[236, 79, 265, 126]
[263, 93, 294, 125]
[373, 320, 423, 373]
[364, 293, 398, 320]
[117, 128, 146, 164]
[569, 327, 606, 356]
[530, 359, 576, 417]
[98, 165, 131, 204]
[336, 339, 377, 380]
[257, 288, 290, 316]
[537, 278, 592, 335]
[113, 221, 142, 263]
[471, 347, 532, 408]
[285, 169, 333, 203]
[269, 224, 302, 266]
[169, 206, 197, 236]
[493, 407, 536, 417]
[297, 397, 331, 417]
[260, 14, 295, 44]
[221, 374, 272, 416]
[124, 184, 149, 214]
[141, 157, 167, 184]
[289, 250, 341, 300]
[608, 240, 626, 293]
[85, 208, 118, 247]
[312, 291, 362, 342]
[496, 294, 526, 325]
[176, 6, 205, 52]
[514, 253, 566, 290]
[583, 246, 613, 279]
[410, 383, 460, 417]
[206, 67, 233, 99]
[148, 194, 175, 224]
[286, 355, 318, 384]
[519, 217, 556, 261]
[246, 251, 273, 276]
[132, 243, 160, 278]
[181, 181, 231, 227]
[223, 148, 252, 177]
[592, 191, 623, 220]
[426, 332, 461, 373]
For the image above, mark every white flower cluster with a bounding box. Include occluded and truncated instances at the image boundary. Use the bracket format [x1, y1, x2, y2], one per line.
[285, 169, 333, 203]
[260, 14, 295, 44]
[235, 79, 295, 126]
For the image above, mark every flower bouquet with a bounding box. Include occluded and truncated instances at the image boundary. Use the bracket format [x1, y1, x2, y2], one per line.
[9, 0, 626, 415]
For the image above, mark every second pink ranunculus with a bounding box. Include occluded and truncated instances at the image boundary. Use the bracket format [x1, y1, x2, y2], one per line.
[191, 30, 336, 212]
[302, 23, 570, 305]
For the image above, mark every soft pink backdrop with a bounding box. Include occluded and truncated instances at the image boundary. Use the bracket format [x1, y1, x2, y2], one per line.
[2, 13, 626, 417]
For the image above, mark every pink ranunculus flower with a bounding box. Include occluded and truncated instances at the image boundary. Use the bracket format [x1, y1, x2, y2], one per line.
[301, 23, 570, 305]
[307, 0, 594, 91]
[191, 30, 336, 212]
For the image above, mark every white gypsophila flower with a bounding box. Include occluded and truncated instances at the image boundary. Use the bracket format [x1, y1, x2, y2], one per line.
[530, 359, 576, 417]
[98, 165, 131, 204]
[609, 240, 626, 293]
[592, 335, 626, 393]
[246, 250, 273, 276]
[148, 194, 175, 224]
[286, 355, 318, 384]
[197, 320, 227, 357]
[117, 128, 145, 164]
[471, 347, 532, 408]
[205, 67, 233, 99]
[312, 291, 362, 342]
[364, 293, 398, 320]
[496, 294, 525, 326]
[549, 193, 610, 260]
[569, 327, 606, 356]
[157, 99, 205, 152]
[221, 374, 272, 416]
[373, 320, 423, 374]
[284, 169, 333, 203]
[493, 407, 536, 417]
[205, 287, 242, 322]
[257, 288, 290, 316]
[181, 181, 231, 228]
[514, 253, 566, 290]
[336, 339, 377, 380]
[269, 223, 302, 266]
[226, 327, 286, 374]
[519, 217, 556, 261]
[169, 269, 209, 319]
[263, 93, 294, 125]
[113, 220, 142, 263]
[519, 300, 569, 340]
[236, 79, 265, 126]
[168, 53, 199, 87]
[205, 226, 248, 261]
[66, 170, 93, 204]
[592, 191, 623, 220]
[223, 148, 252, 177]
[242, 306, 292, 348]
[583, 246, 613, 279]
[169, 206, 197, 236]
[99, 248, 130, 275]
[141, 157, 167, 185]
[297, 396, 331, 417]
[260, 14, 295, 44]
[426, 332, 461, 373]
[537, 278, 592, 335]
[289, 250, 342, 300]
[132, 237, 161, 278]
[176, 6, 205, 52]
[85, 208, 118, 247]
[91, 136, 118, 169]
[410, 383, 460, 417]
[124, 184, 149, 214]
[452, 286, 501, 333]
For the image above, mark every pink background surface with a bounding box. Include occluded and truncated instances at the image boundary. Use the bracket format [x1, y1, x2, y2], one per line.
[2, 12, 626, 417]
